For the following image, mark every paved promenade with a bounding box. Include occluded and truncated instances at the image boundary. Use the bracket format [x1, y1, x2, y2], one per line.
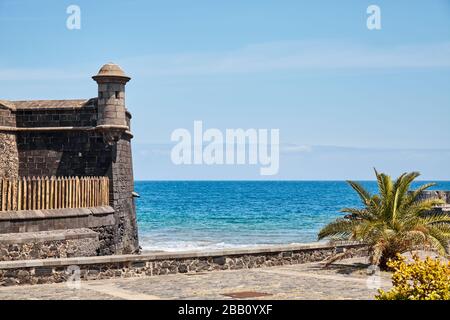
[0, 258, 392, 300]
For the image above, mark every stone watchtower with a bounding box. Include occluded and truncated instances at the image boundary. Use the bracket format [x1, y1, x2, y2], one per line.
[92, 63, 139, 254]
[93, 63, 130, 135]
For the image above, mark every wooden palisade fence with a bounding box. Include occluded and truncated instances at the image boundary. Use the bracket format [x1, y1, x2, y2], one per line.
[0, 176, 109, 212]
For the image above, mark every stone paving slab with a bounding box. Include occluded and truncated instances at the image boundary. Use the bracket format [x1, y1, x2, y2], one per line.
[0, 258, 392, 300]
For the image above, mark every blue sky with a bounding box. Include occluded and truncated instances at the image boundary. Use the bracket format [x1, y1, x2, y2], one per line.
[1, 0, 450, 180]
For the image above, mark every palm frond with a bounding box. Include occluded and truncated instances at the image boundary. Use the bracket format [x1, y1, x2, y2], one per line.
[421, 213, 450, 225]
[394, 171, 420, 210]
[409, 199, 446, 217]
[426, 227, 449, 255]
[346, 180, 372, 206]
[318, 219, 359, 240]
[322, 247, 367, 267]
[374, 169, 393, 205]
[404, 183, 436, 207]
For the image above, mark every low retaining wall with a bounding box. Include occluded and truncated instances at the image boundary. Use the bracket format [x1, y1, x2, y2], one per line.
[416, 190, 450, 204]
[413, 190, 450, 214]
[0, 228, 99, 261]
[0, 242, 366, 286]
[0, 206, 115, 233]
[0, 206, 115, 256]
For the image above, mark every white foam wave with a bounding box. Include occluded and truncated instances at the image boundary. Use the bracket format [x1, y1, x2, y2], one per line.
[140, 238, 316, 253]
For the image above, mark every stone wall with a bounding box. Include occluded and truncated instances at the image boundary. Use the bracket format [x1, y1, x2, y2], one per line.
[0, 107, 18, 179]
[91, 225, 116, 256]
[97, 82, 127, 127]
[110, 137, 139, 254]
[0, 207, 115, 234]
[415, 190, 450, 204]
[17, 131, 112, 177]
[0, 133, 18, 179]
[0, 106, 15, 127]
[14, 127, 139, 255]
[15, 102, 111, 177]
[0, 243, 367, 286]
[14, 102, 97, 128]
[0, 228, 99, 261]
[0, 102, 139, 256]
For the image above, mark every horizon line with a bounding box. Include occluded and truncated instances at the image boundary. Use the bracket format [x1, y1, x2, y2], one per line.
[134, 179, 450, 182]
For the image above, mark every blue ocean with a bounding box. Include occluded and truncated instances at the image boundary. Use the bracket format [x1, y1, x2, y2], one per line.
[135, 181, 450, 252]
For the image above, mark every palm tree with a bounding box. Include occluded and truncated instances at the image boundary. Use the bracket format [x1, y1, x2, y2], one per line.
[318, 169, 450, 269]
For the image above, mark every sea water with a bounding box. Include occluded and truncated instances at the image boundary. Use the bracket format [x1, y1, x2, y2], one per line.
[135, 181, 450, 252]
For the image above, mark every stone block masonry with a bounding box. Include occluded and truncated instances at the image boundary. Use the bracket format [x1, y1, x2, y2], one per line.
[110, 138, 138, 253]
[17, 131, 112, 177]
[0, 243, 367, 286]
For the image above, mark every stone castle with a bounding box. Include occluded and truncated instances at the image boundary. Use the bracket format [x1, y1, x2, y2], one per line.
[0, 63, 139, 259]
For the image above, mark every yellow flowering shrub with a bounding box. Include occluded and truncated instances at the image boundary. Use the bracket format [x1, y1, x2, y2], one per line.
[376, 254, 450, 300]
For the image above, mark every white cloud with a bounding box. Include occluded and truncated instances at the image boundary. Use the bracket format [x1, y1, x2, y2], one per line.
[2, 40, 450, 81]
[0, 68, 85, 81]
[124, 40, 450, 76]
[280, 144, 312, 154]
[133, 143, 450, 180]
